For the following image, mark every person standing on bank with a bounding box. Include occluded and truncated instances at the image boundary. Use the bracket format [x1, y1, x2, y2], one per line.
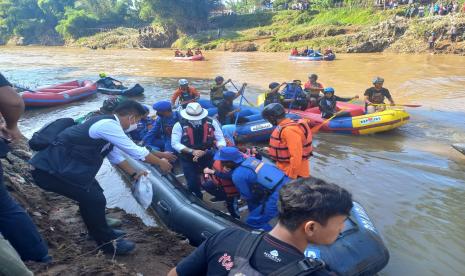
[262, 103, 313, 179]
[30, 100, 172, 255]
[168, 177, 353, 276]
[0, 73, 50, 268]
[171, 102, 226, 199]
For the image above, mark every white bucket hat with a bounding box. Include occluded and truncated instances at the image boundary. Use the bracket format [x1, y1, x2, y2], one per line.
[180, 102, 208, 121]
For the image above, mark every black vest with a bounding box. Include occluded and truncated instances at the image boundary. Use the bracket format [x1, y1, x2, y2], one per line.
[30, 115, 116, 188]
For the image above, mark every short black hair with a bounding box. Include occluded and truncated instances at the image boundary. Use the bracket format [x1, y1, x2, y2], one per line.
[278, 177, 353, 231]
[114, 100, 147, 116]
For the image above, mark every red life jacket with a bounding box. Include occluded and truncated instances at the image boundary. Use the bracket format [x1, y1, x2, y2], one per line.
[180, 118, 216, 150]
[269, 119, 313, 162]
[210, 160, 239, 198]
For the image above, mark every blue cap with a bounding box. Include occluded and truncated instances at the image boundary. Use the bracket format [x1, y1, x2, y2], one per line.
[214, 147, 245, 163]
[223, 91, 236, 100]
[323, 87, 335, 94]
[152, 101, 172, 112]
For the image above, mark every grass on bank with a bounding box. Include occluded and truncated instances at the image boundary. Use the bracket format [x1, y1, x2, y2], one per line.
[173, 8, 398, 51]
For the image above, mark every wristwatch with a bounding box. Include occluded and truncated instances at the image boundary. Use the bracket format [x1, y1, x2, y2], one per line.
[187, 148, 194, 154]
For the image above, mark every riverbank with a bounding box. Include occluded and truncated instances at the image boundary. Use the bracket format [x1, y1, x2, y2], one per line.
[4, 137, 193, 275]
[69, 9, 465, 55]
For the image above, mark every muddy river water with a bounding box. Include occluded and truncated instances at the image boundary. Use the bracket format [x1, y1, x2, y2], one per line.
[1, 47, 464, 275]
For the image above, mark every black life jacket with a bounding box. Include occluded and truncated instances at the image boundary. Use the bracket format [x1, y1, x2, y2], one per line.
[319, 97, 337, 118]
[29, 115, 117, 188]
[180, 87, 196, 102]
[264, 92, 282, 106]
[180, 117, 216, 151]
[228, 231, 326, 276]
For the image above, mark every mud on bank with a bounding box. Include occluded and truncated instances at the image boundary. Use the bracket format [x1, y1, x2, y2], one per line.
[3, 138, 193, 275]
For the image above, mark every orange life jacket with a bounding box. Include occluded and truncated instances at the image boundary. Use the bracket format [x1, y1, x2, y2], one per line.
[210, 160, 239, 198]
[269, 119, 313, 162]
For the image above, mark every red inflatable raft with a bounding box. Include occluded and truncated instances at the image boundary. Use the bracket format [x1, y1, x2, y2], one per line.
[173, 54, 205, 61]
[22, 80, 97, 107]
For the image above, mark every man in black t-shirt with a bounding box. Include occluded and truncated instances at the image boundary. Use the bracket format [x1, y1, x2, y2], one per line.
[168, 177, 353, 276]
[364, 77, 395, 114]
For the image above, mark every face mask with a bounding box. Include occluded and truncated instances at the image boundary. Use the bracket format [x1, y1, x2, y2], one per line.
[125, 116, 138, 133]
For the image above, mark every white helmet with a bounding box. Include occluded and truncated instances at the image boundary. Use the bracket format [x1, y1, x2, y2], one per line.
[179, 79, 189, 86]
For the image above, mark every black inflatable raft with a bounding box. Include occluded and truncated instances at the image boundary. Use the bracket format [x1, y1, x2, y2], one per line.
[122, 154, 389, 275]
[98, 83, 144, 96]
[452, 143, 465, 155]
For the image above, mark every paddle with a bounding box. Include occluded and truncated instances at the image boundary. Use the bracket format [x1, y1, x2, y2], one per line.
[310, 98, 358, 134]
[370, 103, 422, 108]
[230, 80, 256, 107]
[234, 84, 246, 130]
[13, 84, 36, 93]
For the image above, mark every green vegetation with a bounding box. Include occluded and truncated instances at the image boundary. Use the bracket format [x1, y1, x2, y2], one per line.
[0, 0, 220, 44]
[173, 8, 398, 52]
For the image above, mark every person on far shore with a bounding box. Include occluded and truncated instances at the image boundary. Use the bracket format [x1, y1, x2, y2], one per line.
[428, 32, 436, 50]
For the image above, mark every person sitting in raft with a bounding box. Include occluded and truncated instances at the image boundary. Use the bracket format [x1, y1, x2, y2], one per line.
[210, 76, 232, 107]
[194, 48, 203, 56]
[75, 97, 124, 124]
[202, 158, 241, 219]
[304, 74, 324, 107]
[171, 79, 200, 108]
[364, 77, 395, 114]
[282, 80, 308, 111]
[302, 46, 309, 56]
[96, 73, 124, 89]
[264, 82, 286, 106]
[290, 47, 298, 56]
[212, 147, 291, 230]
[319, 87, 359, 119]
[324, 48, 334, 55]
[169, 177, 353, 276]
[143, 101, 179, 153]
[128, 105, 155, 143]
[186, 48, 194, 57]
[174, 49, 184, 57]
[171, 102, 226, 199]
[217, 86, 250, 125]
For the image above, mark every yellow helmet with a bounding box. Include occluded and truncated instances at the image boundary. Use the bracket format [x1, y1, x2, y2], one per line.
[99, 72, 107, 78]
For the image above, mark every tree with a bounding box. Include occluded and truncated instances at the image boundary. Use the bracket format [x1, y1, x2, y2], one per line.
[143, 0, 221, 33]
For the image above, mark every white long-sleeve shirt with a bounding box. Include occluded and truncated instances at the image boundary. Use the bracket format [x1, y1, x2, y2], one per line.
[88, 115, 150, 165]
[171, 118, 226, 153]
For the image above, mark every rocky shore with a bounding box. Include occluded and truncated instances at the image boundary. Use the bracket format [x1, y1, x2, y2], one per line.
[3, 138, 193, 275]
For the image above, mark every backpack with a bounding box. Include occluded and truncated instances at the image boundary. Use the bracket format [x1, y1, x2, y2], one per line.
[29, 118, 76, 151]
[228, 231, 325, 276]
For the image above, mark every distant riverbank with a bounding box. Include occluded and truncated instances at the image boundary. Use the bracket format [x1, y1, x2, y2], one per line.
[3, 9, 465, 55]
[63, 10, 465, 55]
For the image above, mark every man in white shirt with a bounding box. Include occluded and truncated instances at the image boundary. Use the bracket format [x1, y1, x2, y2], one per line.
[30, 100, 172, 255]
[171, 102, 226, 199]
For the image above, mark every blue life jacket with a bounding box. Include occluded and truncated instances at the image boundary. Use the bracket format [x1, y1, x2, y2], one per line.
[283, 85, 306, 101]
[130, 116, 155, 141]
[160, 112, 179, 137]
[240, 157, 286, 191]
[29, 115, 116, 188]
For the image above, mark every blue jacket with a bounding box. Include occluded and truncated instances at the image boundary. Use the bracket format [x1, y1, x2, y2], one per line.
[129, 117, 155, 141]
[143, 112, 179, 146]
[232, 158, 287, 202]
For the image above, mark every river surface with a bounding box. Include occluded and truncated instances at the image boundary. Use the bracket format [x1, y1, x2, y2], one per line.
[1, 47, 464, 275]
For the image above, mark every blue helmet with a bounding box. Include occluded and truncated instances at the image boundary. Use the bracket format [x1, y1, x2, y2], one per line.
[223, 91, 236, 100]
[152, 101, 172, 112]
[323, 87, 335, 94]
